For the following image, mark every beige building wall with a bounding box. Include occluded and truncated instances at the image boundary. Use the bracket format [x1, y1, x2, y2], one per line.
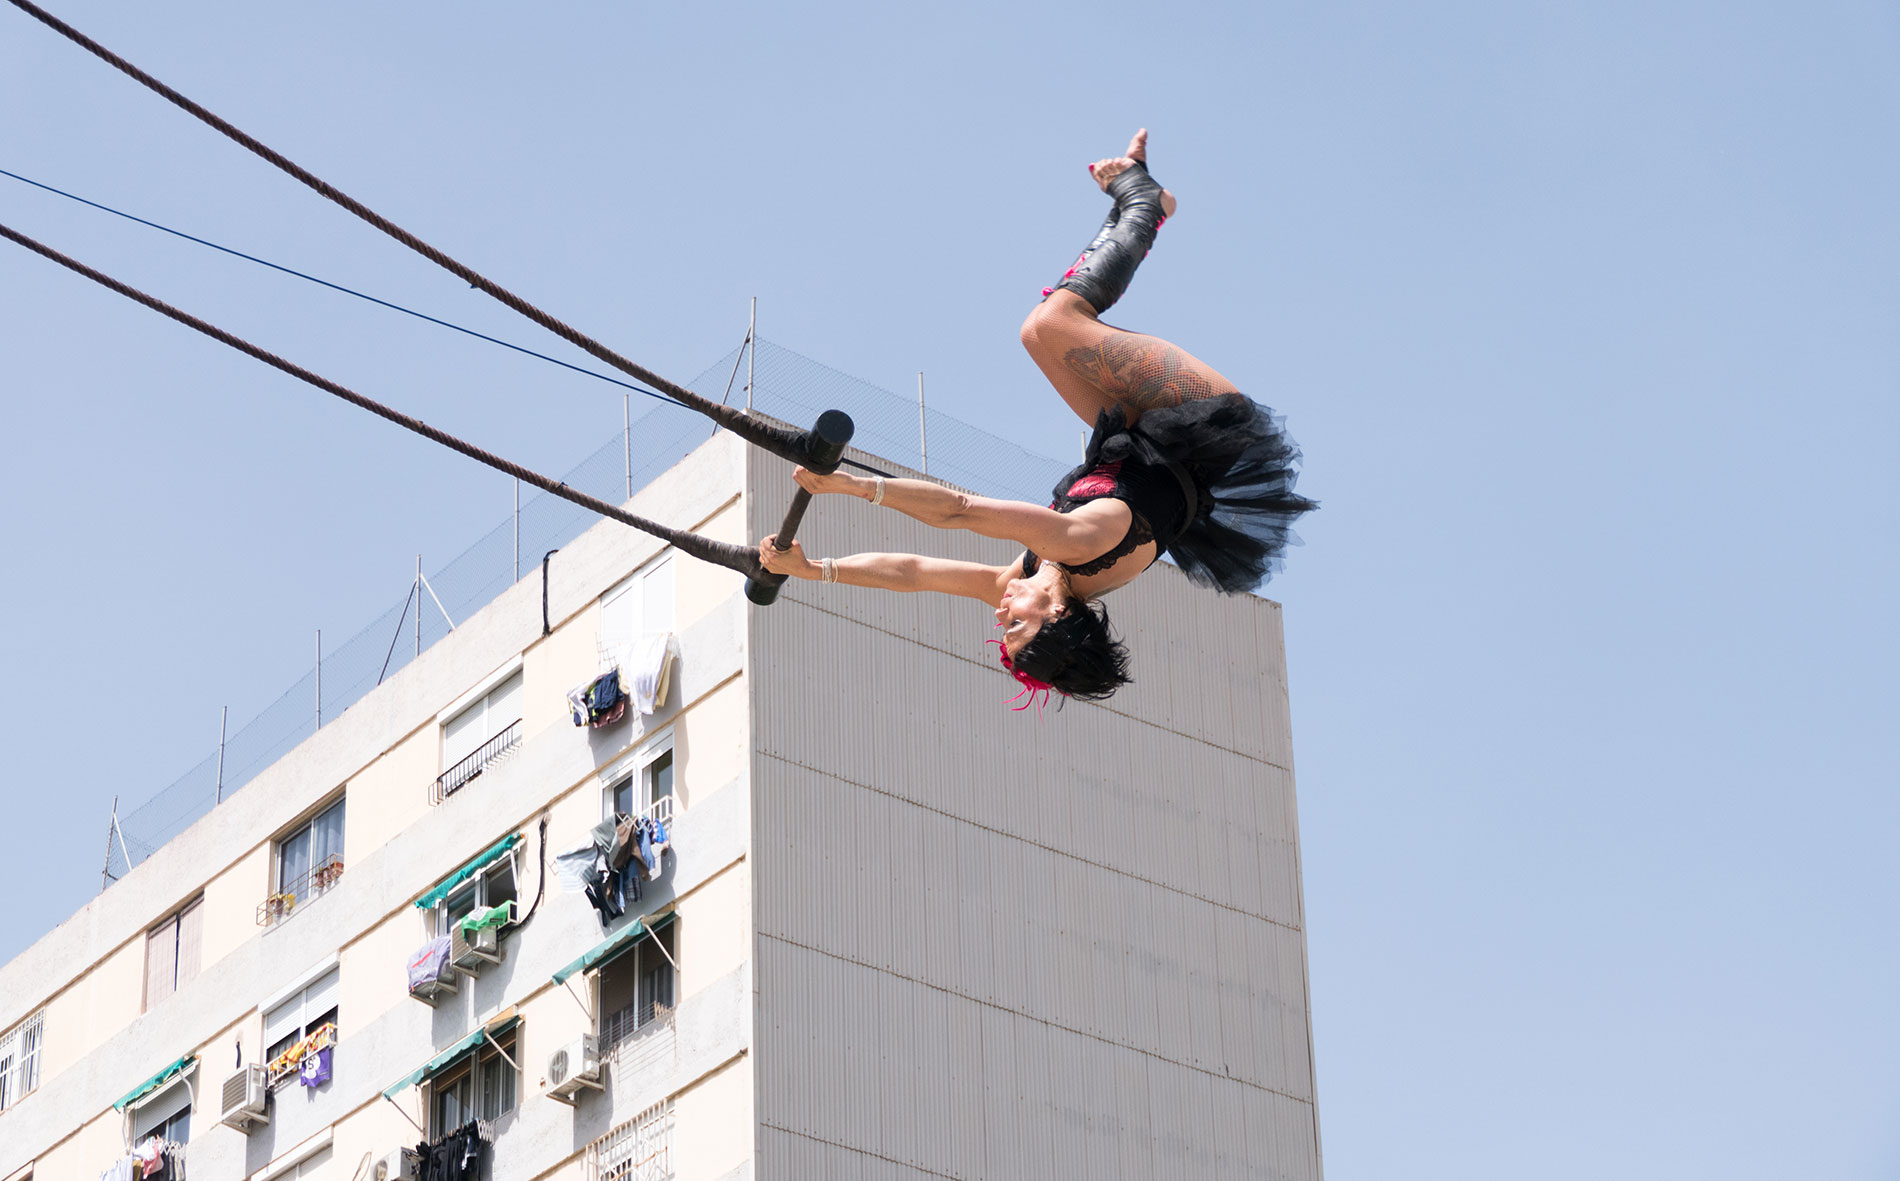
[1, 422, 1321, 1181]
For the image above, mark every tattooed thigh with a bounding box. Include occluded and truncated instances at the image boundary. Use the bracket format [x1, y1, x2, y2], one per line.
[1062, 334, 1231, 410]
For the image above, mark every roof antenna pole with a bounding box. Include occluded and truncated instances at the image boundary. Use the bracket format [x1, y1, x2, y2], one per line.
[414, 555, 422, 657]
[917, 371, 928, 475]
[215, 706, 228, 803]
[746, 297, 756, 411]
[315, 628, 322, 730]
[623, 393, 632, 502]
[102, 794, 120, 890]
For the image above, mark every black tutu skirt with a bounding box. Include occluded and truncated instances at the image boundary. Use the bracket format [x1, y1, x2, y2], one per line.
[1069, 393, 1317, 594]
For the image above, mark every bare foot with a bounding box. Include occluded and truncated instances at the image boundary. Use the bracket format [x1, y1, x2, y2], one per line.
[1087, 129, 1178, 218]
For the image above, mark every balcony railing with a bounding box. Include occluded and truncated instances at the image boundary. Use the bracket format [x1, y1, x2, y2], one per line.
[432, 719, 522, 804]
[256, 854, 345, 926]
[599, 1000, 673, 1056]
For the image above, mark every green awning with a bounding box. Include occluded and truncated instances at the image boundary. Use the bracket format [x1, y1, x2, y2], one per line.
[551, 909, 676, 986]
[114, 1054, 197, 1112]
[414, 833, 521, 910]
[381, 1012, 519, 1099]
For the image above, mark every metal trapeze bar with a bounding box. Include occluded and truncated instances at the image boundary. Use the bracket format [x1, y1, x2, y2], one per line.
[746, 409, 855, 606]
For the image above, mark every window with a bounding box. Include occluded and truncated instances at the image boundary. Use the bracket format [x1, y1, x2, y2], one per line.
[267, 797, 346, 923]
[597, 924, 677, 1053]
[438, 670, 524, 800]
[132, 1073, 193, 1145]
[601, 556, 676, 652]
[144, 898, 204, 1011]
[430, 1031, 515, 1135]
[588, 1100, 673, 1181]
[607, 742, 674, 820]
[438, 856, 518, 939]
[264, 967, 339, 1088]
[0, 1008, 44, 1112]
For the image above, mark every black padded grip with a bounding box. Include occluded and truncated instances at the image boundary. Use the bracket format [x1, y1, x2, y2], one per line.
[747, 411, 856, 606]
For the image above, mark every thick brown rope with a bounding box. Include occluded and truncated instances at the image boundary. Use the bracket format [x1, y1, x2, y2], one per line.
[0, 220, 765, 581]
[6, 0, 811, 464]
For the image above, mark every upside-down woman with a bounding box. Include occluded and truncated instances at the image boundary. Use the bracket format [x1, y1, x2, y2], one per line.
[758, 130, 1316, 706]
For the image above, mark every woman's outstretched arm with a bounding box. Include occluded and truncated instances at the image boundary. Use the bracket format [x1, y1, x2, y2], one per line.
[784, 467, 1126, 565]
[758, 536, 1013, 602]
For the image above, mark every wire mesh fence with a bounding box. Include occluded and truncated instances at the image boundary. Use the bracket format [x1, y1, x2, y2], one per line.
[103, 339, 1069, 885]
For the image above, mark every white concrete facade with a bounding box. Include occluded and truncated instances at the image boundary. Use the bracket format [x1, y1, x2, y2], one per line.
[0, 426, 1321, 1181]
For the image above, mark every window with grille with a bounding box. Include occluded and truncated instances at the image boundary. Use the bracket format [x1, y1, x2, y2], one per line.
[588, 1100, 673, 1181]
[0, 1008, 44, 1112]
[145, 897, 204, 1011]
[430, 1031, 516, 1137]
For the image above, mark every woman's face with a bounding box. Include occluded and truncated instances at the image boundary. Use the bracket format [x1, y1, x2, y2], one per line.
[995, 563, 1067, 655]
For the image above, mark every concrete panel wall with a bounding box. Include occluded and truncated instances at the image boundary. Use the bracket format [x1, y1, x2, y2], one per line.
[746, 443, 1321, 1181]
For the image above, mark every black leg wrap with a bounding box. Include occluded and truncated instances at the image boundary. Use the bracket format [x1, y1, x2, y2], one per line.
[1048, 164, 1168, 314]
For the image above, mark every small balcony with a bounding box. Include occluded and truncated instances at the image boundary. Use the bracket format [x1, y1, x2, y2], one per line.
[433, 719, 522, 804]
[256, 854, 345, 927]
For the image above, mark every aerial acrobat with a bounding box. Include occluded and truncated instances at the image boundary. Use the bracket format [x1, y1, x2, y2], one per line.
[760, 130, 1318, 706]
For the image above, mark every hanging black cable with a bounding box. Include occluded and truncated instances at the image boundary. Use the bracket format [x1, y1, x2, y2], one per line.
[6, 0, 839, 473]
[0, 219, 767, 580]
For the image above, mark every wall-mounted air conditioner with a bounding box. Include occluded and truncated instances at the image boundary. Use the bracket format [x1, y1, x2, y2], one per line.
[545, 1034, 603, 1103]
[372, 1147, 422, 1180]
[450, 901, 516, 973]
[408, 937, 458, 1006]
[218, 1062, 269, 1130]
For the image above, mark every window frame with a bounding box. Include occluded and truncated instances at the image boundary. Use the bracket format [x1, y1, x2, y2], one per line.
[595, 921, 679, 1054]
[437, 663, 525, 773]
[129, 1065, 196, 1144]
[262, 964, 340, 1090]
[144, 896, 205, 1013]
[434, 854, 520, 940]
[600, 555, 677, 651]
[428, 1030, 517, 1137]
[268, 794, 347, 922]
[0, 1008, 45, 1113]
[602, 728, 676, 822]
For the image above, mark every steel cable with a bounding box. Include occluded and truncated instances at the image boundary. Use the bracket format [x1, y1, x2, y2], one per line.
[0, 219, 766, 581]
[7, 0, 820, 467]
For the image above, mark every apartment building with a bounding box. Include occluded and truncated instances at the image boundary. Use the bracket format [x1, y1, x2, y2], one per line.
[0, 427, 1322, 1181]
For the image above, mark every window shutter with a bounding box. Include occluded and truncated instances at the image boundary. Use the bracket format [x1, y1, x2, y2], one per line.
[442, 700, 486, 769]
[263, 992, 303, 1047]
[642, 558, 676, 634]
[175, 898, 204, 988]
[145, 920, 178, 1009]
[487, 671, 524, 734]
[304, 967, 340, 1021]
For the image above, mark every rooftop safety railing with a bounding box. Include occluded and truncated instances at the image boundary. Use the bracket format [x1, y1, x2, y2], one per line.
[432, 720, 522, 805]
[96, 339, 1070, 895]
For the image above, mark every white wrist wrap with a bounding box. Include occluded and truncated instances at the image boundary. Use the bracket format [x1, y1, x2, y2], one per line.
[870, 476, 886, 507]
[820, 557, 838, 584]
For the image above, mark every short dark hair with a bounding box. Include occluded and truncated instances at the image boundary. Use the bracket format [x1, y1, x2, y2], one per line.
[1009, 597, 1133, 702]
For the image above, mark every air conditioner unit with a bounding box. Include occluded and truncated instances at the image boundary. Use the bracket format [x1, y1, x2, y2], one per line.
[545, 1034, 603, 1103]
[450, 901, 515, 972]
[371, 1148, 422, 1181]
[218, 1062, 269, 1130]
[408, 958, 458, 1006]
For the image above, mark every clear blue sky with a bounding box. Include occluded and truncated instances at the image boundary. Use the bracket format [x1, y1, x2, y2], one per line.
[3, 1, 1895, 1175]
